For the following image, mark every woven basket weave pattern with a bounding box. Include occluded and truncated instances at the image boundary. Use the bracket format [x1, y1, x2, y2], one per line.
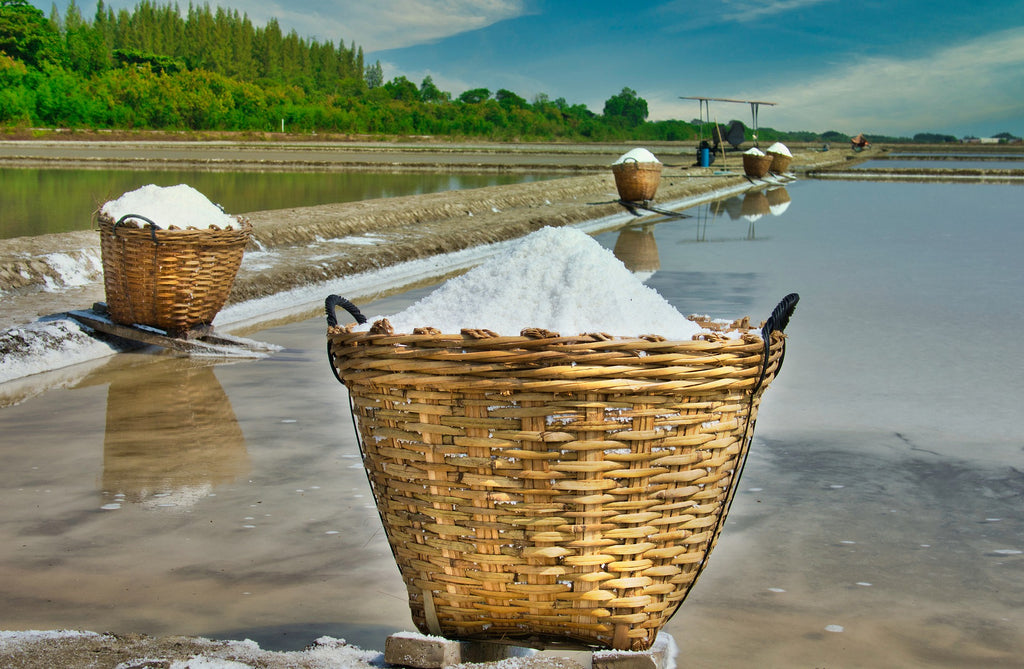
[767, 152, 793, 174]
[328, 329, 786, 650]
[611, 162, 662, 202]
[99, 214, 251, 332]
[742, 154, 774, 178]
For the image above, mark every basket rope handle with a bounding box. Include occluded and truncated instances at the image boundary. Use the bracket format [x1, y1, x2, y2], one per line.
[325, 294, 368, 328]
[761, 292, 799, 340]
[114, 213, 162, 245]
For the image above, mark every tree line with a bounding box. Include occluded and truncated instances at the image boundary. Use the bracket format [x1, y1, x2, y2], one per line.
[4, 0, 1001, 142]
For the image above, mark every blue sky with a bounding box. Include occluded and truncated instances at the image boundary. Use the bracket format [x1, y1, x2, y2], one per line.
[44, 0, 1024, 137]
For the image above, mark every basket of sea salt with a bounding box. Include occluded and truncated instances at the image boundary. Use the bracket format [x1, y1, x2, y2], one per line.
[98, 184, 252, 334]
[611, 148, 662, 202]
[742, 147, 774, 178]
[325, 227, 798, 652]
[765, 142, 793, 174]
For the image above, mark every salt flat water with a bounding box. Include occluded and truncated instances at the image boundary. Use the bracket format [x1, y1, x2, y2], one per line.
[0, 176, 1022, 666]
[0, 168, 555, 238]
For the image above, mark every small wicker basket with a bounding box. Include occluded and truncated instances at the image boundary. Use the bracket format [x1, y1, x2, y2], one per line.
[325, 293, 798, 651]
[612, 160, 662, 202]
[742, 153, 774, 179]
[98, 213, 251, 333]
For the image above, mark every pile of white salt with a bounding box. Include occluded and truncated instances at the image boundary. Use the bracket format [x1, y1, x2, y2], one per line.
[612, 147, 660, 165]
[101, 184, 237, 230]
[766, 142, 792, 157]
[744, 147, 767, 157]
[378, 227, 721, 340]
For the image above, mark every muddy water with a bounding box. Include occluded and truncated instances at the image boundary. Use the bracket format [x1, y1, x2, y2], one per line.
[1, 179, 1023, 666]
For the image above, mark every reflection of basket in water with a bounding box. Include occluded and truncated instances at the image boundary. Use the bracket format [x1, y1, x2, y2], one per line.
[99, 213, 251, 333]
[612, 160, 662, 202]
[102, 360, 248, 502]
[742, 153, 774, 178]
[325, 294, 799, 651]
[612, 226, 660, 273]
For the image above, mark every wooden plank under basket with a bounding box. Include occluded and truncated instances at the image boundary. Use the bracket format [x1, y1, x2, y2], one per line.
[324, 294, 798, 651]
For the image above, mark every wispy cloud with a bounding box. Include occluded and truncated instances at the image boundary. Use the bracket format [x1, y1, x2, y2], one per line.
[253, 0, 530, 51]
[726, 0, 834, 22]
[647, 27, 1024, 135]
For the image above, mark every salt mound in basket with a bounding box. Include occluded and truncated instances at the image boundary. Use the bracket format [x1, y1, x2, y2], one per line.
[611, 147, 662, 202]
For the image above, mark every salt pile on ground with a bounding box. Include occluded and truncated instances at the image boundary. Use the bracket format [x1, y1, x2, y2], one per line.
[380, 226, 710, 339]
[766, 142, 792, 157]
[612, 147, 660, 165]
[101, 184, 237, 230]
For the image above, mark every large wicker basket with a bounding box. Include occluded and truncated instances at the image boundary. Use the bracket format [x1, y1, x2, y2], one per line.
[612, 160, 662, 202]
[99, 213, 252, 333]
[324, 294, 798, 651]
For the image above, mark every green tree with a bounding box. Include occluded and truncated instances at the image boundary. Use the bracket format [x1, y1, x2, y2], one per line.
[419, 75, 447, 102]
[0, 0, 61, 67]
[458, 87, 490, 104]
[364, 59, 382, 88]
[495, 88, 526, 110]
[602, 87, 647, 126]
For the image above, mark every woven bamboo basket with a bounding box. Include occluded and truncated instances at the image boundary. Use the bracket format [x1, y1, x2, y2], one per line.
[98, 213, 252, 333]
[742, 153, 774, 179]
[324, 293, 799, 651]
[767, 152, 792, 174]
[612, 160, 662, 202]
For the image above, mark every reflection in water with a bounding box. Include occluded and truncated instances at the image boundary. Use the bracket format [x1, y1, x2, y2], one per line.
[612, 225, 660, 281]
[694, 186, 791, 241]
[98, 358, 249, 507]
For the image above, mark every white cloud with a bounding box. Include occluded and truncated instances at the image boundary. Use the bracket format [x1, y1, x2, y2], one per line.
[728, 0, 834, 22]
[647, 27, 1024, 136]
[253, 0, 530, 51]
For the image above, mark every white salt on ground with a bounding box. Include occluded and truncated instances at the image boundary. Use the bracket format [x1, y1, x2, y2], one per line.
[766, 141, 792, 157]
[377, 226, 710, 339]
[101, 184, 237, 229]
[612, 147, 660, 165]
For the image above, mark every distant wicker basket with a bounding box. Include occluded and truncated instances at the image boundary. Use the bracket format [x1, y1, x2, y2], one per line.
[612, 159, 662, 201]
[99, 213, 251, 334]
[742, 153, 774, 178]
[767, 152, 793, 174]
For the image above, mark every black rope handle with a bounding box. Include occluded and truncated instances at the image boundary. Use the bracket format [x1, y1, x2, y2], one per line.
[325, 294, 368, 328]
[115, 213, 162, 245]
[761, 292, 800, 340]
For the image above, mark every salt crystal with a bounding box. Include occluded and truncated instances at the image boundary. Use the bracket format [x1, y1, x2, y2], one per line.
[612, 147, 661, 165]
[101, 184, 237, 230]
[766, 142, 792, 157]
[744, 147, 766, 156]
[377, 227, 717, 339]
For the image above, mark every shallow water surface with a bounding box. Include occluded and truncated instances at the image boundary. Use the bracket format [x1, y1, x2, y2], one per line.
[1, 179, 1022, 666]
[0, 168, 554, 239]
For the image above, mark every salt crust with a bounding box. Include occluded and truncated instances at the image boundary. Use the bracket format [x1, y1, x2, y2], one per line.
[376, 226, 710, 340]
[612, 147, 660, 165]
[101, 184, 237, 230]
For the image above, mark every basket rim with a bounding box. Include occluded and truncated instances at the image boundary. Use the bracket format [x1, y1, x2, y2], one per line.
[97, 211, 252, 234]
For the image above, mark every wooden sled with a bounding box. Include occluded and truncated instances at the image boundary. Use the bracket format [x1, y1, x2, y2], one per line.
[67, 303, 278, 358]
